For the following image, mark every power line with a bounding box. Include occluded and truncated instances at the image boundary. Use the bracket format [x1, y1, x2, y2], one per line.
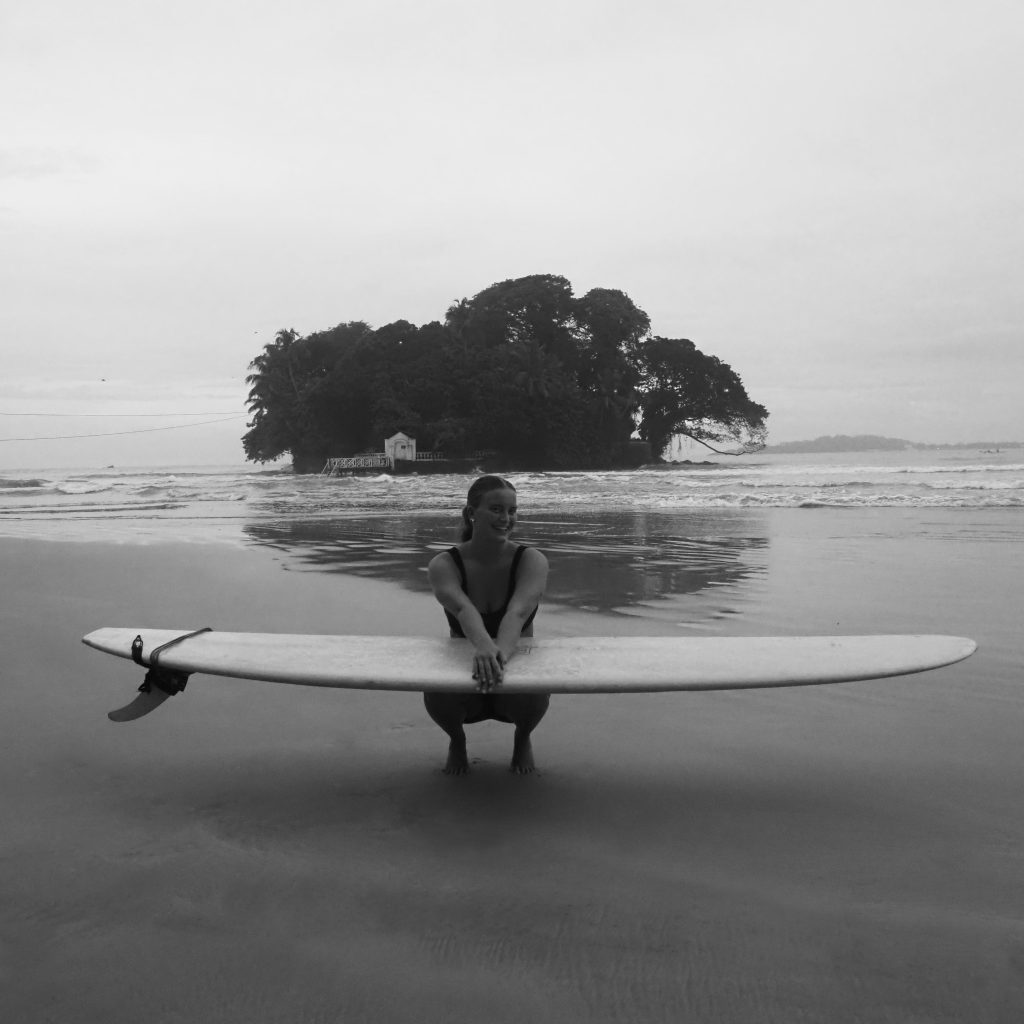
[0, 410, 241, 418]
[0, 415, 246, 442]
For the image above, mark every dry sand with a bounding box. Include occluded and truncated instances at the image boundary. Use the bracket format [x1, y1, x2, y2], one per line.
[2, 517, 1022, 1023]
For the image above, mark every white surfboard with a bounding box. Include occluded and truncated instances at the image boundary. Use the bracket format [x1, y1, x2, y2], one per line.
[82, 628, 977, 722]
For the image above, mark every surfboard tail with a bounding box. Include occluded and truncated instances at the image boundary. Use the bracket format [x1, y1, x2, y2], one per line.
[102, 629, 208, 722]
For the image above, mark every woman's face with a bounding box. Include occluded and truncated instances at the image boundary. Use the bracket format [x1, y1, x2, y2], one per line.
[472, 487, 517, 539]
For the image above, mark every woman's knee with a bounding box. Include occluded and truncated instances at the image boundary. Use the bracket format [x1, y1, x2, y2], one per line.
[492, 692, 550, 728]
[423, 691, 477, 726]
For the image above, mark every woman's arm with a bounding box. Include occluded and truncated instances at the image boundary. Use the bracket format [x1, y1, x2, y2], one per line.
[495, 548, 548, 664]
[428, 552, 504, 689]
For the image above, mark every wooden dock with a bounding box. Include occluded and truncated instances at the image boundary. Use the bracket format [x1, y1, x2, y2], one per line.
[320, 455, 390, 475]
[320, 451, 495, 476]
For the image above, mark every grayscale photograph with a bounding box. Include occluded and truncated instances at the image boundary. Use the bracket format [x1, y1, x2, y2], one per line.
[2, 1, 1021, 1021]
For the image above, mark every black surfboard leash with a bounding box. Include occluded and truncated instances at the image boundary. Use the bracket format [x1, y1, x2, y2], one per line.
[130, 627, 213, 697]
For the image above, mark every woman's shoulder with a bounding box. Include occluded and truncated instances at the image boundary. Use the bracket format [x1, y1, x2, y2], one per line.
[516, 544, 548, 568]
[429, 544, 462, 558]
[428, 546, 462, 571]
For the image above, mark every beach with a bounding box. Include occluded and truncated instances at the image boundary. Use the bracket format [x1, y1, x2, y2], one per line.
[2, 471, 1023, 1021]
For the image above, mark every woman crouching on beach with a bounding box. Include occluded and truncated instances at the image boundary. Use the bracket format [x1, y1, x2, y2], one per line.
[426, 475, 550, 774]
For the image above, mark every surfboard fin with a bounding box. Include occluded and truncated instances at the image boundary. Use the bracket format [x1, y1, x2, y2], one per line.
[107, 666, 190, 723]
[108, 685, 173, 722]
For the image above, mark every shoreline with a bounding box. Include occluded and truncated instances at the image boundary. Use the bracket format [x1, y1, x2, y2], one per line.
[3, 521, 1022, 1022]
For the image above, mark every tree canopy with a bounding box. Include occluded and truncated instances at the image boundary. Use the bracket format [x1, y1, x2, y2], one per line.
[242, 274, 768, 471]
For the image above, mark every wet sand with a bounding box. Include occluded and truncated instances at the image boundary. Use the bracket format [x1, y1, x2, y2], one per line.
[2, 511, 1023, 1023]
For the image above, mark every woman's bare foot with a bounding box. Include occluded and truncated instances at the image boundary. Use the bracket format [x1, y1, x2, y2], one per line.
[444, 736, 469, 775]
[510, 731, 536, 774]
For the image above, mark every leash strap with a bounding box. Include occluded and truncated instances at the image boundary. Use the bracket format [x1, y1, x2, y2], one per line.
[129, 628, 213, 697]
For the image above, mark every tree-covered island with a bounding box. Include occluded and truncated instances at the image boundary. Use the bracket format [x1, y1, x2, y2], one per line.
[243, 274, 768, 472]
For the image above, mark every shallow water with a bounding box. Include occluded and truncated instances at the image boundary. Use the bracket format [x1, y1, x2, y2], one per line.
[3, 452, 1024, 1022]
[4, 520, 1023, 1023]
[3, 450, 1021, 632]
[1, 448, 1022, 543]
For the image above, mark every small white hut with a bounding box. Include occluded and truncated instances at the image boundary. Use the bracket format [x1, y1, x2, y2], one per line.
[384, 432, 416, 464]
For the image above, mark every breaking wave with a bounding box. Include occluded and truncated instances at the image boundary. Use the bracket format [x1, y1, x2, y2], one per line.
[0, 451, 1021, 543]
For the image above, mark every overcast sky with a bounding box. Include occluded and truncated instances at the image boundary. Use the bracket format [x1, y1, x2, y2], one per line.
[3, 0, 1021, 468]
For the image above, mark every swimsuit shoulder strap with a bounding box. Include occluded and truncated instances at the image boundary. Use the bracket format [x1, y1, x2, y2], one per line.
[447, 547, 468, 591]
[505, 545, 529, 603]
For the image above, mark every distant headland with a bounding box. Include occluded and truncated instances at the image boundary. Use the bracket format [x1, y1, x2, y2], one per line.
[767, 434, 1021, 454]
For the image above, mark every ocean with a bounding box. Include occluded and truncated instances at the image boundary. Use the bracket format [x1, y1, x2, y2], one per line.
[3, 446, 1020, 635]
[2, 447, 1021, 537]
[3, 447, 1023, 1021]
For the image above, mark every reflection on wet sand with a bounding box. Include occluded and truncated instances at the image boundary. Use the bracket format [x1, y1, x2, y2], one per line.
[243, 509, 769, 614]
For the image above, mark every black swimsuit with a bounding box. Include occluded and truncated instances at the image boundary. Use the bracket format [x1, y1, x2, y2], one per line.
[444, 545, 539, 638]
